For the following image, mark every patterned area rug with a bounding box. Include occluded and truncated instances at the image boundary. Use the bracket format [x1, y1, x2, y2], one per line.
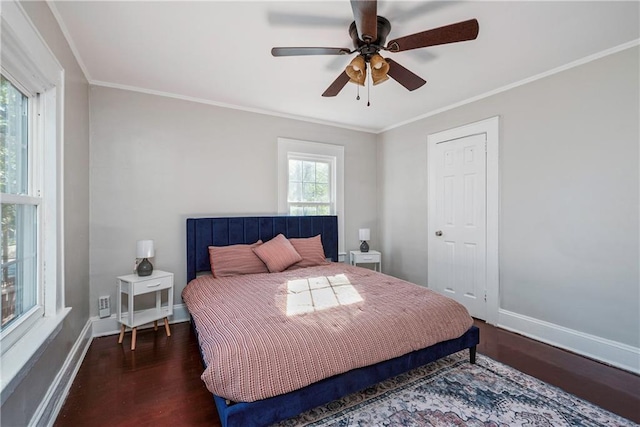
[275, 353, 636, 427]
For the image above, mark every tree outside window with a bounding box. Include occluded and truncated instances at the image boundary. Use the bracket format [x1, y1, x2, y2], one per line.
[287, 158, 332, 215]
[1, 75, 37, 329]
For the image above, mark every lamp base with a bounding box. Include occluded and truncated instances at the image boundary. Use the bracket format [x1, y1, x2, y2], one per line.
[137, 258, 154, 276]
[359, 241, 369, 253]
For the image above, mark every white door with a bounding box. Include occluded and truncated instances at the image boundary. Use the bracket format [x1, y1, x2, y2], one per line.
[429, 133, 487, 319]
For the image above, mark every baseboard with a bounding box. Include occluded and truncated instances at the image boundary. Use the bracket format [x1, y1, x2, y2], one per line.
[29, 318, 93, 427]
[91, 303, 190, 337]
[498, 309, 640, 374]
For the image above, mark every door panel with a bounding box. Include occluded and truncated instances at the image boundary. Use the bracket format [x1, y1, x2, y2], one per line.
[430, 133, 487, 319]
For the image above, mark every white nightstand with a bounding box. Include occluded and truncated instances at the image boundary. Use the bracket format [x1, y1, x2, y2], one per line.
[349, 250, 382, 272]
[117, 270, 174, 350]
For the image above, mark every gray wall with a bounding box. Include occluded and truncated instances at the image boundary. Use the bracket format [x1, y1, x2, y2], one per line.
[378, 46, 639, 348]
[89, 87, 378, 316]
[1, 2, 91, 425]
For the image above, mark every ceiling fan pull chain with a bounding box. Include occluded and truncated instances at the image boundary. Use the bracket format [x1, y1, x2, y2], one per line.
[367, 65, 371, 107]
[356, 84, 360, 101]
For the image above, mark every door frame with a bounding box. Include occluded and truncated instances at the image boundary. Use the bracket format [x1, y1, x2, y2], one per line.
[427, 116, 499, 325]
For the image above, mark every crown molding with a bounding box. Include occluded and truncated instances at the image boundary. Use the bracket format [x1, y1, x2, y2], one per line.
[90, 80, 376, 134]
[46, 1, 92, 83]
[378, 39, 640, 134]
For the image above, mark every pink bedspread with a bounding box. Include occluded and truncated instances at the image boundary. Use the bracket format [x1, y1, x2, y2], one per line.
[182, 263, 473, 402]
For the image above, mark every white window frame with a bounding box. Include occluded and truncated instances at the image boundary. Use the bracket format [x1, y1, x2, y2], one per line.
[0, 0, 69, 398]
[278, 138, 345, 253]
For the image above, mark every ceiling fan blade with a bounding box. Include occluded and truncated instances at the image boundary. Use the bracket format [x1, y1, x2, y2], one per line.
[350, 0, 377, 42]
[271, 47, 351, 57]
[386, 19, 479, 52]
[322, 71, 351, 97]
[386, 59, 426, 91]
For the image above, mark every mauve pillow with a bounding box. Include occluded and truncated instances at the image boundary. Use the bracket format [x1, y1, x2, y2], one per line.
[208, 241, 268, 278]
[252, 234, 302, 272]
[287, 235, 330, 270]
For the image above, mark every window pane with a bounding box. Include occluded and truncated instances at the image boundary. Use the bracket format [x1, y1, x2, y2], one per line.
[317, 205, 330, 215]
[316, 183, 330, 202]
[289, 205, 303, 216]
[288, 182, 302, 202]
[303, 206, 318, 215]
[0, 75, 29, 195]
[316, 162, 329, 184]
[1, 203, 37, 329]
[288, 159, 301, 182]
[302, 183, 315, 201]
[302, 161, 315, 182]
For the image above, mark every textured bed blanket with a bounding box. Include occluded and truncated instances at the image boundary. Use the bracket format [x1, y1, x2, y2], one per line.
[182, 263, 473, 402]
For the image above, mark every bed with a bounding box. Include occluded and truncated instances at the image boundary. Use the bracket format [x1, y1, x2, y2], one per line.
[184, 215, 479, 427]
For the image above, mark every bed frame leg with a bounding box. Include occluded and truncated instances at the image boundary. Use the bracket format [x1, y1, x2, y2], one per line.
[469, 346, 477, 364]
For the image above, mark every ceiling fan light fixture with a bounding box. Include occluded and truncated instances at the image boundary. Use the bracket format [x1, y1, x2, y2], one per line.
[346, 55, 366, 86]
[370, 53, 390, 85]
[271, 0, 479, 97]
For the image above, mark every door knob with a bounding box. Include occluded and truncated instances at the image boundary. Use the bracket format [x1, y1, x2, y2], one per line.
[435, 230, 443, 237]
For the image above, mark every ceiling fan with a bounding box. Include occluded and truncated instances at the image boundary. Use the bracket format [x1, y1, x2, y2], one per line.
[271, 0, 479, 98]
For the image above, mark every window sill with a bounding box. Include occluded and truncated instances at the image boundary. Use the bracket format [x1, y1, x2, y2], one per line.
[0, 307, 71, 403]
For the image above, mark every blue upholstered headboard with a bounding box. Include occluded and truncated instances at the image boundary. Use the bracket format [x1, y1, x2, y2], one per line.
[186, 216, 339, 283]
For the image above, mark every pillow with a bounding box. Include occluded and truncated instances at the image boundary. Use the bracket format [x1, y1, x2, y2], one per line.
[287, 235, 330, 270]
[208, 241, 268, 278]
[252, 234, 302, 272]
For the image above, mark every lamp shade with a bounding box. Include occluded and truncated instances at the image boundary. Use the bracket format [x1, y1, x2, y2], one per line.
[370, 54, 390, 85]
[359, 229, 370, 241]
[136, 240, 155, 258]
[346, 56, 366, 86]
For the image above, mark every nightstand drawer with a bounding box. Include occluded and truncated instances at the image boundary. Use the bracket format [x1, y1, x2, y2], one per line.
[131, 275, 173, 295]
[353, 253, 381, 263]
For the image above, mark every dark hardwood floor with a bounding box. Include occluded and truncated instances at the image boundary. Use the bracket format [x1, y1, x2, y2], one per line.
[55, 320, 640, 426]
[55, 322, 217, 427]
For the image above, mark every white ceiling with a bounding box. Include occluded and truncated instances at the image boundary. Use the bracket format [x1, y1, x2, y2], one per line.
[49, 1, 639, 133]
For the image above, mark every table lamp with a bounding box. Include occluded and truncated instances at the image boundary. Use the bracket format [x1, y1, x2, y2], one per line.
[136, 240, 155, 276]
[359, 228, 370, 253]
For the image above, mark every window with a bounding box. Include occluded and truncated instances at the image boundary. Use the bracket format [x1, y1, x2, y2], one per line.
[1, 75, 40, 331]
[278, 138, 344, 252]
[287, 155, 333, 216]
[1, 0, 67, 394]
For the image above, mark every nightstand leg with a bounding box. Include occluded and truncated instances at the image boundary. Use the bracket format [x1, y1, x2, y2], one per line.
[131, 327, 137, 351]
[118, 324, 125, 344]
[154, 320, 158, 331]
[163, 317, 171, 337]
